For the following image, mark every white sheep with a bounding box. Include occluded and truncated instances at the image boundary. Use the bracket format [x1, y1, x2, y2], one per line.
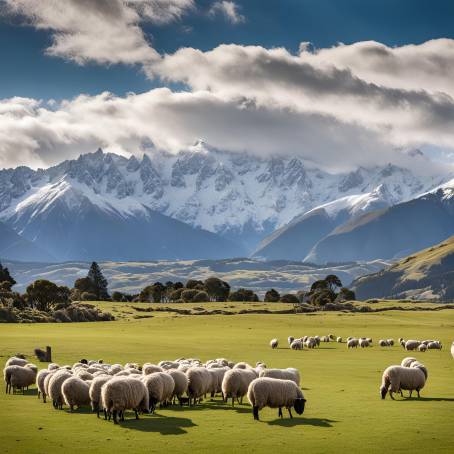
[359, 339, 370, 348]
[5, 357, 28, 368]
[270, 339, 278, 349]
[247, 377, 306, 420]
[451, 341, 454, 360]
[141, 372, 175, 412]
[287, 336, 294, 345]
[259, 368, 300, 386]
[48, 369, 73, 409]
[4, 364, 37, 394]
[418, 344, 427, 352]
[347, 339, 359, 349]
[222, 368, 257, 406]
[387, 339, 394, 346]
[89, 375, 112, 417]
[304, 337, 317, 349]
[186, 367, 212, 406]
[208, 367, 230, 398]
[36, 368, 53, 402]
[101, 377, 149, 424]
[427, 341, 442, 350]
[379, 340, 389, 347]
[290, 339, 303, 350]
[336, 337, 342, 343]
[62, 376, 91, 411]
[380, 365, 427, 399]
[166, 369, 189, 404]
[401, 357, 417, 368]
[405, 340, 421, 351]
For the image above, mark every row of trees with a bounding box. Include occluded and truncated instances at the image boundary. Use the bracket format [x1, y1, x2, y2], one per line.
[1, 260, 355, 310]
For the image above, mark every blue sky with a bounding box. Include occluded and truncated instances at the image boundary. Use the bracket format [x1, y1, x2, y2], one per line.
[2, 0, 454, 100]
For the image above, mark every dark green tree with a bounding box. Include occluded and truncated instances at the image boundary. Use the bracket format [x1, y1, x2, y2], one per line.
[87, 262, 109, 300]
[264, 288, 280, 302]
[229, 288, 259, 302]
[325, 275, 343, 292]
[140, 282, 165, 303]
[186, 279, 205, 290]
[204, 277, 230, 302]
[336, 287, 356, 302]
[280, 293, 299, 304]
[0, 263, 16, 291]
[26, 280, 70, 312]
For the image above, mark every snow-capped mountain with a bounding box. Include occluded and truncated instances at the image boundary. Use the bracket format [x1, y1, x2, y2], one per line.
[0, 145, 450, 261]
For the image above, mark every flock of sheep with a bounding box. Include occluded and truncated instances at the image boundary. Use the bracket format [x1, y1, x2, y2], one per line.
[3, 356, 306, 423]
[270, 335, 444, 351]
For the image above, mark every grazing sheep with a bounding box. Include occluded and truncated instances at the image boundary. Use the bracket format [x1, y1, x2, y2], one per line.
[5, 357, 28, 368]
[400, 339, 406, 348]
[115, 370, 131, 377]
[48, 363, 60, 371]
[427, 341, 442, 350]
[347, 336, 353, 341]
[36, 369, 53, 401]
[387, 339, 394, 346]
[379, 340, 389, 347]
[290, 339, 303, 350]
[75, 370, 94, 381]
[4, 364, 37, 394]
[127, 369, 142, 375]
[233, 362, 253, 370]
[62, 376, 91, 411]
[401, 357, 417, 368]
[208, 367, 230, 398]
[314, 336, 321, 347]
[270, 339, 279, 349]
[336, 337, 342, 343]
[101, 377, 149, 424]
[259, 368, 300, 386]
[247, 377, 306, 420]
[186, 367, 212, 406]
[359, 339, 369, 348]
[418, 344, 427, 352]
[321, 336, 330, 343]
[347, 339, 359, 349]
[304, 337, 317, 349]
[48, 369, 73, 409]
[405, 340, 421, 351]
[380, 365, 427, 399]
[109, 364, 124, 375]
[142, 364, 163, 375]
[166, 369, 189, 404]
[288, 336, 294, 345]
[329, 334, 335, 340]
[141, 372, 175, 412]
[366, 338, 373, 344]
[89, 375, 112, 417]
[158, 360, 180, 370]
[222, 368, 257, 407]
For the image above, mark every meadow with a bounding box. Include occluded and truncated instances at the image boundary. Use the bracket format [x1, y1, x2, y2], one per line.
[1, 304, 454, 453]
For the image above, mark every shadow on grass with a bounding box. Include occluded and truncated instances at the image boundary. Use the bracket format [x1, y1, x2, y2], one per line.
[120, 415, 197, 434]
[400, 397, 454, 402]
[268, 417, 337, 428]
[11, 388, 37, 397]
[169, 400, 251, 415]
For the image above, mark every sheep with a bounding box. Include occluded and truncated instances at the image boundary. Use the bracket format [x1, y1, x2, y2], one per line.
[222, 368, 257, 407]
[158, 360, 180, 370]
[166, 369, 189, 404]
[360, 338, 370, 348]
[321, 336, 330, 342]
[288, 336, 294, 345]
[401, 357, 417, 368]
[380, 365, 427, 399]
[329, 334, 335, 340]
[418, 344, 427, 352]
[400, 339, 406, 348]
[186, 367, 212, 406]
[427, 341, 442, 350]
[5, 357, 28, 368]
[410, 361, 428, 380]
[247, 377, 306, 420]
[336, 337, 342, 343]
[259, 368, 300, 386]
[347, 336, 353, 341]
[347, 339, 359, 349]
[62, 376, 91, 411]
[48, 363, 60, 371]
[233, 362, 253, 370]
[125, 362, 140, 370]
[366, 338, 373, 344]
[141, 372, 175, 412]
[75, 370, 94, 381]
[313, 336, 321, 347]
[48, 369, 73, 409]
[89, 375, 112, 417]
[304, 337, 317, 349]
[101, 377, 149, 424]
[270, 339, 279, 349]
[208, 367, 230, 398]
[379, 340, 389, 347]
[290, 339, 303, 350]
[405, 340, 421, 351]
[109, 364, 124, 375]
[387, 339, 394, 346]
[127, 368, 142, 375]
[142, 364, 163, 375]
[4, 364, 37, 394]
[36, 368, 53, 401]
[451, 341, 454, 360]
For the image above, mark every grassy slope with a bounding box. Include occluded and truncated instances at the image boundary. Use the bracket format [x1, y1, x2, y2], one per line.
[1, 309, 454, 453]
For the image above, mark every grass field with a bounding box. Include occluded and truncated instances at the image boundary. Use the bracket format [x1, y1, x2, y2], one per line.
[1, 306, 454, 453]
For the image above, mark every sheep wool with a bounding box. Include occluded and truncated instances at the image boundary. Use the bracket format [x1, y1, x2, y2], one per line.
[36, 369, 53, 402]
[207, 367, 230, 397]
[186, 367, 212, 405]
[418, 344, 427, 352]
[270, 339, 279, 349]
[290, 339, 303, 350]
[247, 377, 306, 420]
[347, 339, 359, 348]
[4, 364, 37, 394]
[166, 369, 189, 403]
[48, 369, 73, 409]
[142, 364, 163, 375]
[101, 377, 149, 424]
[222, 368, 257, 407]
[5, 357, 28, 368]
[62, 376, 91, 411]
[259, 368, 300, 386]
[288, 336, 294, 345]
[379, 340, 389, 347]
[405, 340, 421, 351]
[401, 357, 417, 368]
[141, 372, 175, 412]
[336, 337, 342, 343]
[380, 365, 427, 399]
[89, 375, 112, 416]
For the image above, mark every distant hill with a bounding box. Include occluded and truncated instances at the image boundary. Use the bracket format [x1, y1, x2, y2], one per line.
[351, 236, 454, 300]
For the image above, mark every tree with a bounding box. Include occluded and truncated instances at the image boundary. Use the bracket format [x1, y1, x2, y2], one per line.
[140, 282, 165, 303]
[74, 277, 95, 294]
[193, 291, 209, 302]
[186, 279, 205, 290]
[229, 288, 259, 302]
[325, 275, 343, 292]
[310, 280, 328, 292]
[0, 263, 16, 291]
[87, 262, 109, 300]
[336, 287, 356, 302]
[204, 277, 230, 302]
[280, 293, 299, 304]
[264, 288, 280, 302]
[181, 289, 198, 302]
[25, 280, 70, 312]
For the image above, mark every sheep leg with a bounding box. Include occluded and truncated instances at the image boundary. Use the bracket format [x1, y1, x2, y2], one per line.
[38, 391, 41, 399]
[121, 411, 125, 421]
[43, 394, 46, 403]
[231, 396, 235, 407]
[135, 409, 139, 420]
[278, 407, 283, 418]
[70, 404, 74, 412]
[287, 408, 293, 419]
[417, 390, 420, 398]
[389, 391, 395, 400]
[113, 410, 118, 424]
[409, 390, 413, 398]
[253, 406, 259, 421]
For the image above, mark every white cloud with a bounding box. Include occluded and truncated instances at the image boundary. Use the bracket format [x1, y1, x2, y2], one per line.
[209, 1, 244, 24]
[0, 89, 446, 176]
[3, 0, 194, 65]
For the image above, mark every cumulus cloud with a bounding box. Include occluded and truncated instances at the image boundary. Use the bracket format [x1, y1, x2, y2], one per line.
[209, 1, 244, 24]
[0, 89, 447, 176]
[3, 0, 194, 65]
[152, 42, 454, 150]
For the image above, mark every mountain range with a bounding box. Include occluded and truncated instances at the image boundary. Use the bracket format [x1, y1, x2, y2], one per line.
[0, 145, 451, 262]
